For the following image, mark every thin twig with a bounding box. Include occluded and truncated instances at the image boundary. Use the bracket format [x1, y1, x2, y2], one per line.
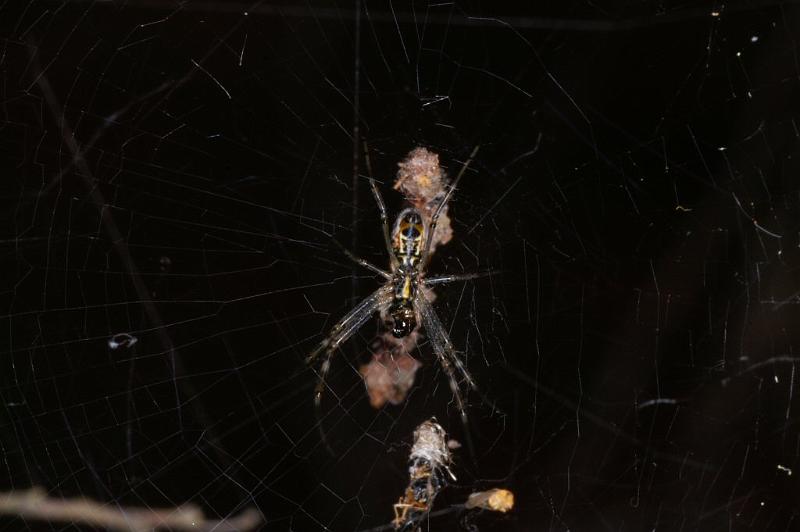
[0, 487, 262, 532]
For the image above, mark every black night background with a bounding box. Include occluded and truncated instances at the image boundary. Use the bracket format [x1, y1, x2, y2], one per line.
[1, 1, 800, 530]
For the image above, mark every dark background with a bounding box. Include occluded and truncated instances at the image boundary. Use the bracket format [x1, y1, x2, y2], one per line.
[2, 1, 800, 530]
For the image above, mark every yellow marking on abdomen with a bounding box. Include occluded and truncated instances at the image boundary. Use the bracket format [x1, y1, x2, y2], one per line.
[401, 276, 412, 299]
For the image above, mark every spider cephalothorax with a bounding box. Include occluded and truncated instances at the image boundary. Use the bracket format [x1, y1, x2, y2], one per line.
[390, 302, 417, 338]
[307, 147, 481, 422]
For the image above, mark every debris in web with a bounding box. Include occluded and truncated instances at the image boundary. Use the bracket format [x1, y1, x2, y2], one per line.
[361, 332, 422, 407]
[0, 486, 262, 532]
[360, 147, 453, 408]
[464, 488, 515, 513]
[392, 418, 456, 531]
[394, 147, 453, 254]
[107, 332, 138, 350]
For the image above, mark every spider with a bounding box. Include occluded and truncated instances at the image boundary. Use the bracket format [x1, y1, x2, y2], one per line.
[307, 147, 483, 422]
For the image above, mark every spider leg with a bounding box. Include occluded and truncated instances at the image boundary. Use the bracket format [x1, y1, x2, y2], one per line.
[307, 285, 393, 406]
[420, 145, 480, 271]
[414, 290, 475, 424]
[423, 271, 496, 286]
[363, 142, 398, 269]
[328, 236, 390, 279]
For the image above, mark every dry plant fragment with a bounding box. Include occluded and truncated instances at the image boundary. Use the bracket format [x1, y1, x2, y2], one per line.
[393, 419, 455, 531]
[361, 332, 422, 407]
[394, 147, 453, 252]
[465, 488, 515, 513]
[0, 487, 262, 532]
[361, 147, 453, 408]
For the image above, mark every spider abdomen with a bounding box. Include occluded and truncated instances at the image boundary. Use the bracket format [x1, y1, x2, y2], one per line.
[392, 208, 425, 270]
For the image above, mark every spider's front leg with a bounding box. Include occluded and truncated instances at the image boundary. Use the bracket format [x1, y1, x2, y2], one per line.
[414, 290, 476, 423]
[307, 285, 393, 405]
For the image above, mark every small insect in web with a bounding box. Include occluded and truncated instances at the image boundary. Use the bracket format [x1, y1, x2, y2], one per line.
[306, 146, 482, 422]
[393, 418, 455, 531]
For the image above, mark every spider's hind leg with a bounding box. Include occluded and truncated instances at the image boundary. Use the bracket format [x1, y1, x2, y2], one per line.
[363, 142, 397, 268]
[327, 236, 390, 279]
[420, 145, 480, 270]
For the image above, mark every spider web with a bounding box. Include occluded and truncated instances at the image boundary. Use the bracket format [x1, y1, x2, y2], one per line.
[2, 1, 800, 530]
